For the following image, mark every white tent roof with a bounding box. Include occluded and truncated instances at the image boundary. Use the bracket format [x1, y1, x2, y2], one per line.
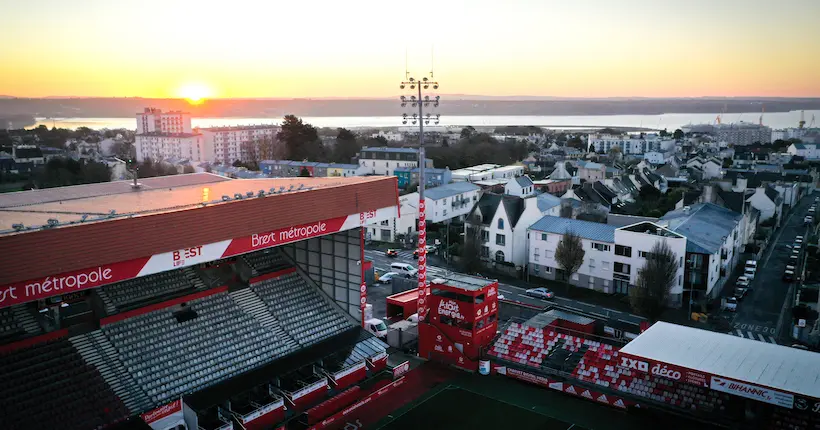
[619, 322, 820, 399]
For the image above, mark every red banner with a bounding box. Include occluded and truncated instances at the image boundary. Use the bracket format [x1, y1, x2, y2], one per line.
[141, 399, 182, 424]
[308, 377, 407, 430]
[392, 361, 410, 379]
[501, 367, 635, 410]
[617, 352, 710, 387]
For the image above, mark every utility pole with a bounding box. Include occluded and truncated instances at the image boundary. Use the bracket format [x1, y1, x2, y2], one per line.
[400, 73, 440, 323]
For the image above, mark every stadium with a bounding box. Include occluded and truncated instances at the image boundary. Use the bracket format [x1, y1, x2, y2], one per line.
[1, 173, 819, 430]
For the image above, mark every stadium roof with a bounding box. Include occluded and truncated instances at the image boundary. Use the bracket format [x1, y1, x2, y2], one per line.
[620, 322, 820, 400]
[0, 174, 396, 286]
[424, 182, 480, 201]
[529, 215, 617, 243]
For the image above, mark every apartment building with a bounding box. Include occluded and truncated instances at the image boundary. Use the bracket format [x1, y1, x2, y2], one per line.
[136, 108, 192, 135]
[528, 218, 687, 306]
[135, 133, 204, 162]
[451, 164, 525, 183]
[201, 125, 280, 164]
[394, 166, 452, 189]
[658, 203, 743, 301]
[589, 133, 675, 155]
[714, 122, 771, 145]
[357, 147, 432, 176]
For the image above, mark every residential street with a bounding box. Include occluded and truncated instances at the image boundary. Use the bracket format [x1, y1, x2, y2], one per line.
[726, 192, 816, 343]
[364, 248, 645, 327]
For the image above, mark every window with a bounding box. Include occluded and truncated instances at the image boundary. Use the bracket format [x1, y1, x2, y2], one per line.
[380, 220, 389, 226]
[495, 250, 506, 262]
[381, 229, 391, 239]
[602, 261, 610, 270]
[614, 245, 632, 257]
[480, 246, 489, 258]
[544, 266, 552, 273]
[592, 243, 610, 252]
[545, 250, 553, 259]
[497, 218, 504, 230]
[496, 234, 506, 246]
[534, 248, 540, 261]
[541, 233, 548, 241]
[589, 258, 596, 269]
[481, 230, 490, 243]
[614, 262, 631, 274]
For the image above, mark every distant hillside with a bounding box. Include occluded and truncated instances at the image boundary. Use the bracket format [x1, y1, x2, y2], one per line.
[1, 97, 819, 118]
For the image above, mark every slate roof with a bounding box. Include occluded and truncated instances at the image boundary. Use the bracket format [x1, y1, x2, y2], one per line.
[424, 182, 480, 201]
[717, 191, 746, 213]
[535, 193, 562, 212]
[764, 185, 782, 205]
[654, 164, 677, 177]
[529, 215, 617, 243]
[515, 175, 534, 187]
[660, 203, 742, 254]
[472, 193, 526, 228]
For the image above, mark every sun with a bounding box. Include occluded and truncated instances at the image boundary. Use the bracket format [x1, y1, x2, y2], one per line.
[178, 83, 212, 104]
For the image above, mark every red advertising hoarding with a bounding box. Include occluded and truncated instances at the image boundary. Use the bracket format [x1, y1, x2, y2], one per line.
[498, 366, 635, 410]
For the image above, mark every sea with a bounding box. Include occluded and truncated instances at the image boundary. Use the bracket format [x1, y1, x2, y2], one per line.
[26, 110, 819, 132]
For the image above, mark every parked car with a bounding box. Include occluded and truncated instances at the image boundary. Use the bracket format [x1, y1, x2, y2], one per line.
[805, 216, 813, 225]
[390, 262, 418, 277]
[386, 249, 398, 258]
[736, 276, 750, 288]
[783, 270, 795, 283]
[378, 272, 400, 284]
[723, 297, 738, 312]
[525, 287, 555, 300]
[733, 287, 748, 299]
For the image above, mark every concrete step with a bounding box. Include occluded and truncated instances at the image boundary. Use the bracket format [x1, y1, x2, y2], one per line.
[230, 288, 298, 349]
[12, 305, 41, 334]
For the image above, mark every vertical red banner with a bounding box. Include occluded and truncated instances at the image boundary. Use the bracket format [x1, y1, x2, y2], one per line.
[359, 216, 367, 326]
[417, 199, 427, 320]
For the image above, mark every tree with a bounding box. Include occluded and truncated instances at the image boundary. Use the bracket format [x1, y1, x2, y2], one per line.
[608, 146, 622, 161]
[299, 166, 311, 177]
[183, 165, 196, 174]
[460, 224, 485, 274]
[276, 115, 325, 161]
[109, 141, 135, 160]
[567, 136, 586, 150]
[638, 185, 661, 202]
[460, 126, 476, 140]
[673, 129, 684, 140]
[232, 160, 243, 168]
[555, 231, 585, 284]
[333, 128, 361, 163]
[629, 240, 679, 321]
[560, 200, 574, 218]
[722, 157, 733, 168]
[659, 128, 669, 137]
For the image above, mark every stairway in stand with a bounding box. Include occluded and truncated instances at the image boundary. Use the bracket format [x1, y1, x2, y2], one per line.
[183, 267, 208, 290]
[230, 288, 299, 349]
[11, 304, 41, 334]
[70, 331, 153, 414]
[96, 289, 118, 315]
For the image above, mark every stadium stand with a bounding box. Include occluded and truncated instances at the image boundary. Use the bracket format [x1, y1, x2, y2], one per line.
[101, 270, 197, 313]
[252, 272, 353, 347]
[488, 322, 731, 414]
[243, 249, 291, 276]
[0, 304, 41, 341]
[0, 336, 129, 430]
[101, 289, 293, 404]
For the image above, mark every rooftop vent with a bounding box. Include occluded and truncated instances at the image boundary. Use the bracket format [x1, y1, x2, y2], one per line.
[12, 223, 25, 231]
[246, 191, 254, 198]
[222, 195, 231, 201]
[234, 193, 243, 200]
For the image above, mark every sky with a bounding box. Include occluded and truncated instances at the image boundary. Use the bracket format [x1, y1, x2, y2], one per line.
[1, 0, 819, 99]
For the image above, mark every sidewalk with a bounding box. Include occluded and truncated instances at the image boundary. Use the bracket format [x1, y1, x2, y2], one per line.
[428, 255, 636, 315]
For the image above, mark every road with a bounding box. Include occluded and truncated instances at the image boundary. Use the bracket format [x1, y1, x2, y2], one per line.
[364, 249, 644, 327]
[728, 192, 816, 343]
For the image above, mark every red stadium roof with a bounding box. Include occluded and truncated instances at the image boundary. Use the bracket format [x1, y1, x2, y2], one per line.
[0, 173, 399, 305]
[619, 322, 820, 402]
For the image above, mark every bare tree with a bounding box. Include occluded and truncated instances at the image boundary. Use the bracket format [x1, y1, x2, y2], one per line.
[629, 240, 679, 321]
[555, 231, 585, 285]
[461, 221, 486, 274]
[560, 200, 574, 218]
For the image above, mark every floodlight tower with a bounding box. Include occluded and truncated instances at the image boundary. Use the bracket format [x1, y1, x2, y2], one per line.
[400, 73, 440, 322]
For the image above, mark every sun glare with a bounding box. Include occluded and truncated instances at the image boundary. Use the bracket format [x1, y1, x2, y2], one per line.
[178, 83, 212, 104]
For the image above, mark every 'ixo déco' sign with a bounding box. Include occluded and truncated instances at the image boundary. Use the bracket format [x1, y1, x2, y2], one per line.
[620, 357, 682, 380]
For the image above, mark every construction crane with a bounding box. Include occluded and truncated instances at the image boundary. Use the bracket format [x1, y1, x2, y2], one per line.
[759, 103, 765, 126]
[799, 110, 806, 129]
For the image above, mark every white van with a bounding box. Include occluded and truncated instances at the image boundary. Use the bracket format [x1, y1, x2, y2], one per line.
[390, 262, 418, 277]
[364, 318, 388, 338]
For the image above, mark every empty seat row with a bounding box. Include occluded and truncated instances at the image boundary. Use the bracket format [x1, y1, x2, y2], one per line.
[253, 274, 353, 347]
[102, 270, 194, 310]
[102, 292, 294, 404]
[0, 338, 128, 430]
[243, 250, 291, 275]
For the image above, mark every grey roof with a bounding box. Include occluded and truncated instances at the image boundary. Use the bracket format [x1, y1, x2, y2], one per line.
[424, 182, 480, 200]
[471, 193, 526, 228]
[660, 203, 742, 254]
[525, 309, 595, 329]
[360, 146, 418, 154]
[529, 215, 617, 243]
[764, 186, 782, 204]
[582, 161, 603, 170]
[535, 193, 562, 212]
[620, 322, 820, 400]
[607, 214, 659, 227]
[515, 175, 534, 187]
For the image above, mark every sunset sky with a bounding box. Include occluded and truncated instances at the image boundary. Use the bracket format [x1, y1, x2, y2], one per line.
[1, 0, 819, 99]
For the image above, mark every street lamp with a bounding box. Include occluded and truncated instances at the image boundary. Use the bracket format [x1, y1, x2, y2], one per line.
[400, 74, 440, 323]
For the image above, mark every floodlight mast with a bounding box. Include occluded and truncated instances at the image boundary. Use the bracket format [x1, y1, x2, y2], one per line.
[399, 75, 440, 322]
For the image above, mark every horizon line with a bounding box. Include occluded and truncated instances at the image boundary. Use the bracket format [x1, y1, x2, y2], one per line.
[3, 95, 820, 101]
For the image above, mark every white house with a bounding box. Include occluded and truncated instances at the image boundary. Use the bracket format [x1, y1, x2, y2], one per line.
[643, 151, 665, 164]
[366, 194, 419, 242]
[451, 164, 524, 183]
[787, 143, 820, 160]
[577, 161, 606, 182]
[423, 182, 482, 223]
[746, 185, 783, 224]
[528, 218, 687, 306]
[466, 190, 562, 268]
[659, 203, 744, 301]
[504, 175, 535, 198]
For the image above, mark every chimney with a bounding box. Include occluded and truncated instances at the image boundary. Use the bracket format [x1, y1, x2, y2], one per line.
[736, 176, 748, 191]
